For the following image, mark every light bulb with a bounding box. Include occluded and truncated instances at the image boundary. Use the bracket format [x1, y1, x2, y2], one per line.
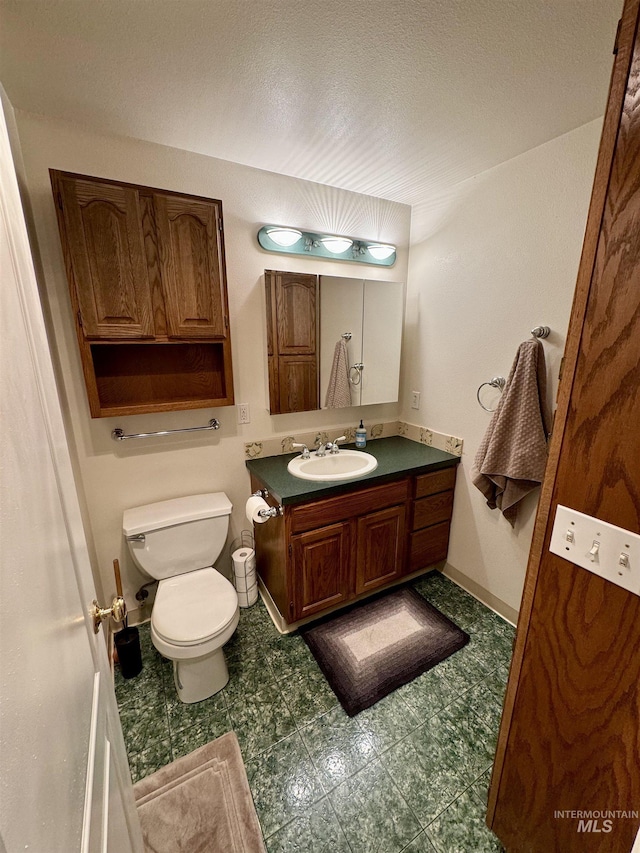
[266, 228, 302, 247]
[319, 236, 353, 254]
[367, 243, 395, 260]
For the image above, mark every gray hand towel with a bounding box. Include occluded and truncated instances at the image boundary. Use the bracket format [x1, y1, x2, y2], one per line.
[324, 339, 352, 408]
[472, 339, 552, 526]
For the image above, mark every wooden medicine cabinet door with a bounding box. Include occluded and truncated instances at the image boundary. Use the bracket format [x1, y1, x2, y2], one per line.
[53, 172, 155, 339]
[265, 270, 319, 414]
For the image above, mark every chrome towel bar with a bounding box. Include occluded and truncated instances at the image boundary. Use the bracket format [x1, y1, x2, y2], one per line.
[112, 419, 220, 441]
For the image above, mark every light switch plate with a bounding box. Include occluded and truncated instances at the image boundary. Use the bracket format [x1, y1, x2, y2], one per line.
[549, 504, 640, 596]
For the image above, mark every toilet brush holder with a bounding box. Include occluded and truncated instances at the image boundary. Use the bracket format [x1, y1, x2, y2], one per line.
[115, 626, 143, 679]
[112, 557, 143, 679]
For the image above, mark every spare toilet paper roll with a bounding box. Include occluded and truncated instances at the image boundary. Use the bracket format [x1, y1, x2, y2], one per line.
[245, 495, 270, 524]
[232, 547, 258, 608]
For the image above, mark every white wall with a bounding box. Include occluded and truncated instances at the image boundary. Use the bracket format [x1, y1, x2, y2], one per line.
[401, 119, 602, 614]
[14, 111, 410, 608]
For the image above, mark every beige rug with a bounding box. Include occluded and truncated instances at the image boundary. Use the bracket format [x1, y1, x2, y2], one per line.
[133, 731, 266, 853]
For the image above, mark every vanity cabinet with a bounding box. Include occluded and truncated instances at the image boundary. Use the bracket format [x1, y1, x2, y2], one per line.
[249, 459, 456, 628]
[50, 170, 234, 417]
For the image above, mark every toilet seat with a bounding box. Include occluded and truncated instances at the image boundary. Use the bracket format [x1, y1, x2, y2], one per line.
[152, 567, 238, 647]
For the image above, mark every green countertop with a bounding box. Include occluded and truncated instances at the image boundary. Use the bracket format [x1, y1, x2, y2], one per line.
[246, 436, 460, 505]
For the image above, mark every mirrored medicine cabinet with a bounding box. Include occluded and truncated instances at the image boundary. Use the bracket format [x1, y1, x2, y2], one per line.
[265, 270, 404, 415]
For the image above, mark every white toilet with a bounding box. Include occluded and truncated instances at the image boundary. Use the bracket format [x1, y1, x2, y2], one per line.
[123, 492, 239, 704]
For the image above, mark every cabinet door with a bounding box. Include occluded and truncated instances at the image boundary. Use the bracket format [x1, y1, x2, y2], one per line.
[277, 356, 318, 414]
[154, 193, 228, 339]
[265, 270, 318, 413]
[54, 174, 155, 339]
[292, 522, 352, 620]
[356, 505, 405, 595]
[275, 273, 317, 353]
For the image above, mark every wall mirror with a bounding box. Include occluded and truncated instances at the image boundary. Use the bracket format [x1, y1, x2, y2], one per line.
[265, 270, 404, 414]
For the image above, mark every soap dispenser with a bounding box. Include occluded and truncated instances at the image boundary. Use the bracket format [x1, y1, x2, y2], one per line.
[355, 420, 367, 448]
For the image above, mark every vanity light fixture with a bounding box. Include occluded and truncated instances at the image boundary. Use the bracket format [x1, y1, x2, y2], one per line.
[257, 225, 396, 267]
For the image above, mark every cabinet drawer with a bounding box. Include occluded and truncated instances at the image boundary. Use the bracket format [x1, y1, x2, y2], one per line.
[415, 467, 457, 498]
[290, 478, 409, 534]
[412, 490, 454, 531]
[408, 521, 451, 572]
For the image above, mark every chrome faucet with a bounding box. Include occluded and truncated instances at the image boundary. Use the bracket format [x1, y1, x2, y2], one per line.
[292, 443, 310, 459]
[319, 435, 346, 456]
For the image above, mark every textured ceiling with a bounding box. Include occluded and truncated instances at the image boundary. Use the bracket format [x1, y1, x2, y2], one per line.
[0, 0, 620, 206]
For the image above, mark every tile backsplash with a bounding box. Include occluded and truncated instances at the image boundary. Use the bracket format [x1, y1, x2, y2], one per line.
[244, 420, 463, 460]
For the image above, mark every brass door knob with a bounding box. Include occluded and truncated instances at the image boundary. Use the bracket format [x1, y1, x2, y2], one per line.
[90, 596, 126, 634]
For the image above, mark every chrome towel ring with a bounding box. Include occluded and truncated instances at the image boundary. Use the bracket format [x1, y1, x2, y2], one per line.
[477, 377, 506, 412]
[349, 363, 364, 385]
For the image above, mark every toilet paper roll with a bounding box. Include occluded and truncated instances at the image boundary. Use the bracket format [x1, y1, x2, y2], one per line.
[245, 495, 270, 525]
[232, 547, 258, 608]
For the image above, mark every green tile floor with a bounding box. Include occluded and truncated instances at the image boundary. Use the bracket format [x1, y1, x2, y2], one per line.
[115, 572, 513, 852]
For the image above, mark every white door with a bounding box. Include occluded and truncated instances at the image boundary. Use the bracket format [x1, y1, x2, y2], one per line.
[0, 101, 143, 853]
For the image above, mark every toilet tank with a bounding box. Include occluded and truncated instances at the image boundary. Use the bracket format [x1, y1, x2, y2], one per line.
[123, 493, 232, 580]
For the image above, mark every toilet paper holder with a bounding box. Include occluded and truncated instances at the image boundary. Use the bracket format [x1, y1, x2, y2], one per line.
[252, 489, 283, 519]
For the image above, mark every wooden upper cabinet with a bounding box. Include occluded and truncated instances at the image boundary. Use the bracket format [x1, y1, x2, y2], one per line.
[153, 193, 228, 339]
[50, 171, 235, 417]
[53, 173, 155, 339]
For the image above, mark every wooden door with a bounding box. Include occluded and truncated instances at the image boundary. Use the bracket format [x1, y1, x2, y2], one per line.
[489, 3, 640, 850]
[292, 522, 352, 620]
[356, 505, 405, 594]
[154, 193, 228, 339]
[52, 171, 155, 339]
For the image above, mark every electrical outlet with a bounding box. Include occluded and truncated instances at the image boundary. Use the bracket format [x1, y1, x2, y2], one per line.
[237, 403, 250, 424]
[411, 391, 420, 410]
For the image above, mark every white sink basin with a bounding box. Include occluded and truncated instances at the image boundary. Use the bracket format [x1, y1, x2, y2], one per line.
[287, 449, 378, 482]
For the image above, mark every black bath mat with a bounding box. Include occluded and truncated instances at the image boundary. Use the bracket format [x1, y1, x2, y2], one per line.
[301, 587, 469, 716]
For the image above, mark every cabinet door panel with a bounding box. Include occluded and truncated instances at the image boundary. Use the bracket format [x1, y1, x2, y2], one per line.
[293, 522, 351, 620]
[154, 194, 227, 338]
[275, 274, 317, 353]
[57, 176, 154, 339]
[277, 356, 318, 414]
[356, 505, 405, 595]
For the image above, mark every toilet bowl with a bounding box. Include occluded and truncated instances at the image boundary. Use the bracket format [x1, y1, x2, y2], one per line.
[123, 493, 238, 703]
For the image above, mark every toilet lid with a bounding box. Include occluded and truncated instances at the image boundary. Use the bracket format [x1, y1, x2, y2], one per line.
[152, 568, 238, 646]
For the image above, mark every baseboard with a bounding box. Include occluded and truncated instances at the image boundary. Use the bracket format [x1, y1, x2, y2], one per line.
[258, 561, 449, 635]
[442, 562, 519, 626]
